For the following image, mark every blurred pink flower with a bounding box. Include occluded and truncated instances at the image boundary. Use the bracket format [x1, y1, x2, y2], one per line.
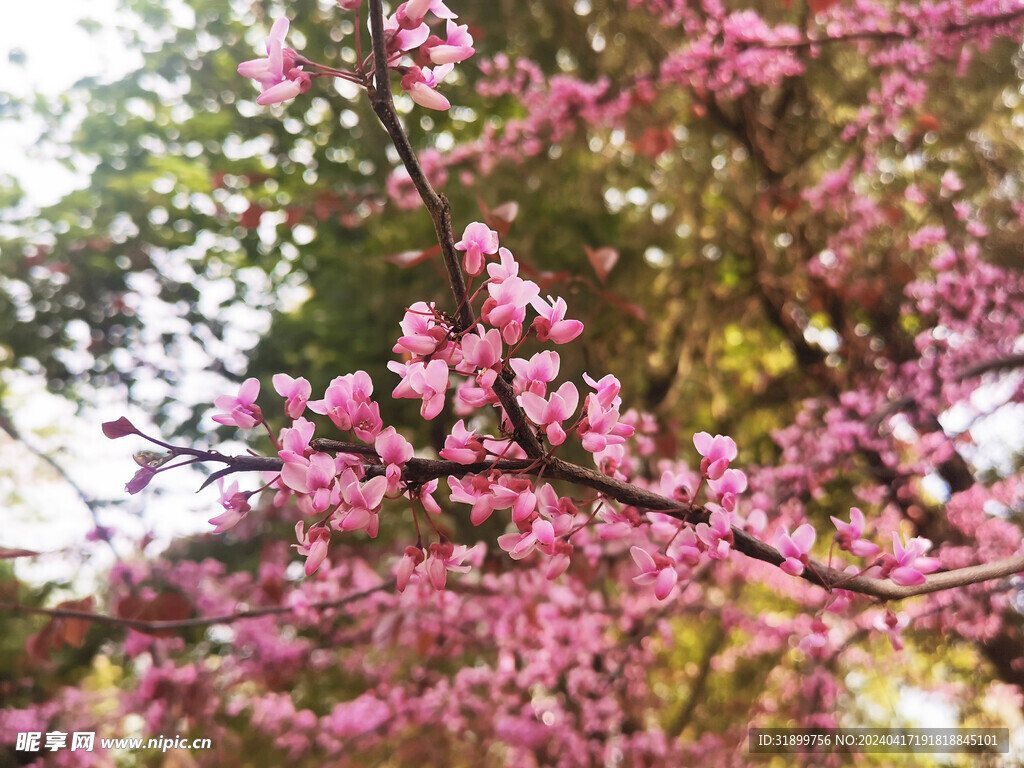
[212, 377, 263, 429]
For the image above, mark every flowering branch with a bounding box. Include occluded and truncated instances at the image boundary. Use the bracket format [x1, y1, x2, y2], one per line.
[154, 435, 1024, 602]
[756, 7, 1024, 52]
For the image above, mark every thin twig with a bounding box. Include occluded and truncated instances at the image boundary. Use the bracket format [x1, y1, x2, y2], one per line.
[0, 408, 121, 558]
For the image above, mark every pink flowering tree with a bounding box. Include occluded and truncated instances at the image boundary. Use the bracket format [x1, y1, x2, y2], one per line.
[3, 0, 1024, 765]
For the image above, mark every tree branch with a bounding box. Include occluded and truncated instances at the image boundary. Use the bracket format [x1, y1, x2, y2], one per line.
[0, 583, 392, 633]
[747, 9, 1024, 53]
[204, 441, 1024, 602]
[958, 352, 1024, 380]
[365, 0, 545, 458]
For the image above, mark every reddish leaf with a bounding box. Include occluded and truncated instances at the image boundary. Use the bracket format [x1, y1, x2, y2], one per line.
[26, 597, 95, 661]
[585, 246, 619, 283]
[595, 288, 647, 322]
[633, 128, 674, 159]
[239, 203, 264, 229]
[126, 466, 156, 494]
[314, 192, 341, 221]
[808, 0, 838, 12]
[916, 113, 940, 132]
[116, 591, 193, 636]
[102, 416, 139, 439]
[535, 270, 572, 293]
[384, 244, 441, 268]
[0, 547, 41, 559]
[478, 198, 519, 237]
[285, 207, 305, 228]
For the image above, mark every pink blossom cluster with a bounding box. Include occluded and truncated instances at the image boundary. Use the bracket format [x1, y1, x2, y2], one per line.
[238, 0, 475, 109]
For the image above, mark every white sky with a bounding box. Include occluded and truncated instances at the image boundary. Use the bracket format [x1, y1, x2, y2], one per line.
[0, 0, 141, 205]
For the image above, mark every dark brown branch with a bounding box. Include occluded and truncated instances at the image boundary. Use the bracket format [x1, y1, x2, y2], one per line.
[366, 0, 470, 330]
[211, 440, 1024, 602]
[365, 0, 544, 458]
[0, 583, 392, 633]
[958, 352, 1024, 380]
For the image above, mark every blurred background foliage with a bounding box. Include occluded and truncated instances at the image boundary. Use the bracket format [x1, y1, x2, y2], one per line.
[1, 0, 1021, 451]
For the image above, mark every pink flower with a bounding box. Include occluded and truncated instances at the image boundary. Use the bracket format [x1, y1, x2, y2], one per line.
[395, 0, 456, 29]
[486, 247, 519, 282]
[460, 325, 504, 373]
[374, 427, 414, 495]
[410, 478, 443, 516]
[280, 451, 340, 514]
[396, 545, 425, 592]
[597, 505, 641, 540]
[424, 540, 473, 590]
[578, 393, 634, 454]
[308, 372, 382, 441]
[212, 377, 263, 429]
[439, 419, 488, 464]
[498, 518, 553, 560]
[482, 275, 541, 344]
[692, 432, 737, 480]
[294, 522, 331, 576]
[669, 527, 703, 567]
[695, 509, 734, 559]
[389, 358, 450, 420]
[775, 523, 816, 576]
[530, 295, 584, 344]
[707, 468, 747, 513]
[545, 540, 574, 580]
[509, 351, 560, 396]
[489, 475, 538, 525]
[879, 533, 941, 586]
[393, 301, 448, 357]
[278, 417, 316, 458]
[400, 65, 453, 111]
[940, 169, 963, 193]
[830, 507, 880, 559]
[237, 18, 311, 106]
[454, 222, 499, 276]
[582, 372, 622, 409]
[448, 472, 499, 525]
[422, 20, 475, 66]
[208, 480, 252, 533]
[629, 547, 678, 600]
[273, 373, 311, 419]
[336, 471, 389, 536]
[874, 609, 910, 651]
[383, 12, 430, 52]
[519, 381, 579, 446]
